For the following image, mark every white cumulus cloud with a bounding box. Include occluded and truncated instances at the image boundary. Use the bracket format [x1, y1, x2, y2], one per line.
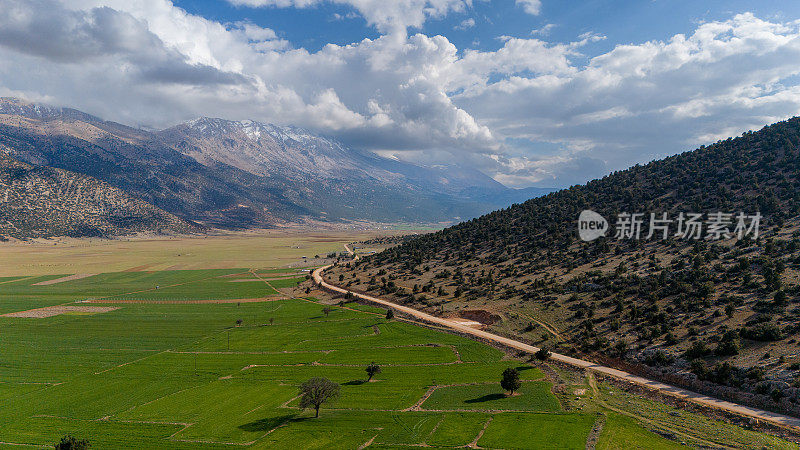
[0, 1, 799, 189]
[516, 0, 541, 16]
[228, 0, 473, 36]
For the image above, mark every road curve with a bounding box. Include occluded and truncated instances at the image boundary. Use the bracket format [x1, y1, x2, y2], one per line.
[312, 265, 800, 432]
[343, 243, 359, 260]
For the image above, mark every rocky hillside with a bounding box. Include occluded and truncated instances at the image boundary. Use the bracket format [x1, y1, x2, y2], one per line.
[159, 117, 551, 206]
[0, 147, 200, 239]
[330, 117, 800, 416]
[0, 98, 551, 228]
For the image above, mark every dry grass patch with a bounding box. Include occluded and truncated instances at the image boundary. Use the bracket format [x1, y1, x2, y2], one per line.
[32, 273, 97, 285]
[2, 305, 119, 318]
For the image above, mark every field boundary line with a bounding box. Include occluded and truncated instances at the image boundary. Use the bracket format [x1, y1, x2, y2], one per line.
[0, 276, 36, 285]
[280, 406, 569, 414]
[248, 417, 295, 446]
[584, 413, 605, 450]
[93, 350, 171, 375]
[170, 437, 249, 446]
[32, 273, 97, 286]
[469, 416, 492, 448]
[299, 296, 385, 318]
[279, 394, 302, 409]
[313, 361, 466, 368]
[168, 349, 327, 355]
[117, 384, 205, 416]
[106, 418, 192, 427]
[249, 268, 288, 299]
[94, 269, 252, 302]
[0, 441, 41, 447]
[425, 415, 446, 443]
[357, 434, 379, 450]
[405, 386, 438, 412]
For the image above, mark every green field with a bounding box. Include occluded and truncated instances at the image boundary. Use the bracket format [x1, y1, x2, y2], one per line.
[422, 380, 561, 412]
[0, 267, 797, 449]
[0, 270, 310, 310]
[597, 413, 685, 450]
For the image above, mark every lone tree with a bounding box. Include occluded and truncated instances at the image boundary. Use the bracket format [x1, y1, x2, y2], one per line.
[322, 307, 333, 317]
[534, 347, 551, 361]
[774, 290, 788, 307]
[54, 435, 89, 450]
[385, 309, 394, 320]
[365, 362, 381, 381]
[501, 368, 521, 395]
[299, 377, 340, 418]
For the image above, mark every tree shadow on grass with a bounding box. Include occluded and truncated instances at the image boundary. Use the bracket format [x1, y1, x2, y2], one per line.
[343, 380, 366, 386]
[464, 393, 506, 404]
[238, 414, 304, 432]
[515, 365, 534, 372]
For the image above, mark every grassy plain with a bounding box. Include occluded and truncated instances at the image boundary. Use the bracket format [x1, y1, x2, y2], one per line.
[422, 381, 561, 412]
[0, 230, 392, 276]
[0, 233, 797, 448]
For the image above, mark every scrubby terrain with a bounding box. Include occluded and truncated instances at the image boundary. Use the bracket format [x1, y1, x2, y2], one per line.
[0, 146, 200, 239]
[330, 117, 800, 417]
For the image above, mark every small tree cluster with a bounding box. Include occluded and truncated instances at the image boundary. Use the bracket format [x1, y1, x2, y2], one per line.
[54, 436, 89, 450]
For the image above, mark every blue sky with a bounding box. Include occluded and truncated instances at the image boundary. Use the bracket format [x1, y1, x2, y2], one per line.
[2, 0, 800, 188]
[173, 0, 800, 56]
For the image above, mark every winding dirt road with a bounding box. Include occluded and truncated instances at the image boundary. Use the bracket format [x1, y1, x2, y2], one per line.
[312, 265, 800, 432]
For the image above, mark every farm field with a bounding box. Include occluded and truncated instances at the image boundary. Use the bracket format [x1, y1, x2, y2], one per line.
[0, 230, 399, 277]
[0, 236, 797, 448]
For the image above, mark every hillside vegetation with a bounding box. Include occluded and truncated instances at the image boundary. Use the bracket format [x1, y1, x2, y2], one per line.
[0, 147, 199, 239]
[331, 117, 800, 416]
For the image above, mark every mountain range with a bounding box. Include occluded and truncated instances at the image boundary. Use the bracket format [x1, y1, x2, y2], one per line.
[0, 98, 551, 237]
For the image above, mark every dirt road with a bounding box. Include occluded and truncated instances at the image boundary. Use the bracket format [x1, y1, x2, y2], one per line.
[312, 265, 800, 432]
[343, 243, 359, 260]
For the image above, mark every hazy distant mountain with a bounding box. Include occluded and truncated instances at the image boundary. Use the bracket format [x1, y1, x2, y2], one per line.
[0, 146, 199, 239]
[0, 98, 552, 230]
[158, 116, 551, 205]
